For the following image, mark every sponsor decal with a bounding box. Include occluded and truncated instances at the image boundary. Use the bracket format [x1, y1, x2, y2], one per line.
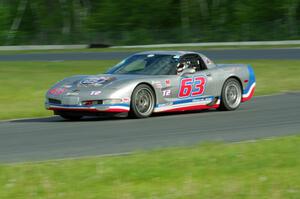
[192, 97, 211, 102]
[121, 97, 130, 103]
[90, 91, 102, 96]
[157, 102, 173, 107]
[80, 77, 116, 86]
[49, 88, 66, 95]
[165, 79, 171, 87]
[162, 89, 171, 97]
[62, 85, 72, 88]
[178, 76, 207, 98]
[152, 81, 162, 89]
[66, 92, 79, 96]
[204, 57, 212, 65]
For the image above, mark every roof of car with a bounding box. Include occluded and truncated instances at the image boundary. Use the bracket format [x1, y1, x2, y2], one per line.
[134, 51, 199, 56]
[132, 50, 216, 69]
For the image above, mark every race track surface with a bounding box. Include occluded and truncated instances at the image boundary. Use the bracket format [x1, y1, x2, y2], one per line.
[0, 92, 300, 163]
[0, 48, 300, 61]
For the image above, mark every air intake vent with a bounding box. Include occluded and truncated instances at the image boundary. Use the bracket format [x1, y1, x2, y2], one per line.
[49, 98, 61, 104]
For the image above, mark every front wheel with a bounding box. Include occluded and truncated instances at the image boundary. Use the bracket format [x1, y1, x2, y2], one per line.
[130, 84, 155, 118]
[218, 78, 242, 111]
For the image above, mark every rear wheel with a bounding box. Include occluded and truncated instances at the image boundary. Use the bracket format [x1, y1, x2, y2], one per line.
[130, 84, 155, 118]
[219, 78, 242, 111]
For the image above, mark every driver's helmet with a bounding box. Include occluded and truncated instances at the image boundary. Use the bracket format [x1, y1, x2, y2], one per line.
[176, 61, 190, 75]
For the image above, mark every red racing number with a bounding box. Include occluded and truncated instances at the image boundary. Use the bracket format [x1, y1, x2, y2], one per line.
[192, 77, 206, 96]
[179, 78, 193, 97]
[179, 77, 206, 98]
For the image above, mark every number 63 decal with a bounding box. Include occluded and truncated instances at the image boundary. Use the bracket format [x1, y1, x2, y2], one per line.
[178, 76, 207, 98]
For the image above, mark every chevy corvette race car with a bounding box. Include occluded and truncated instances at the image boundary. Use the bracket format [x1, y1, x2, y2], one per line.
[45, 51, 255, 120]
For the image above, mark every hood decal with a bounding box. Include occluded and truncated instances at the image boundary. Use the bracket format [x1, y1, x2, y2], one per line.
[49, 87, 66, 95]
[79, 76, 116, 87]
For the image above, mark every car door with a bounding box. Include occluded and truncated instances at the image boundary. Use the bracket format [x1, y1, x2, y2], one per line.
[174, 54, 217, 104]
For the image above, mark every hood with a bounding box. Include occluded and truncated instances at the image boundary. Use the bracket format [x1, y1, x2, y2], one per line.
[49, 74, 148, 93]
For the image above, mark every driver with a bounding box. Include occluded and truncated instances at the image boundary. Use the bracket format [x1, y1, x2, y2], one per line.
[176, 61, 191, 75]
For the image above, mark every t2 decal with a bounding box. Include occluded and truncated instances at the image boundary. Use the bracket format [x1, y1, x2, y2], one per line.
[162, 89, 171, 97]
[178, 76, 207, 98]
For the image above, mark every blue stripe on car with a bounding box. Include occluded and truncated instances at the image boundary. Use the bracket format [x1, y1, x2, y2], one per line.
[156, 96, 215, 107]
[243, 65, 256, 94]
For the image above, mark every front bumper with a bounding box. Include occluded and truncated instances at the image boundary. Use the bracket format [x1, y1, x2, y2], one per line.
[45, 103, 130, 113]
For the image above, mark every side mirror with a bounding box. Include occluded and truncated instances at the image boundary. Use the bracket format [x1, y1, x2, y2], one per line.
[180, 68, 196, 76]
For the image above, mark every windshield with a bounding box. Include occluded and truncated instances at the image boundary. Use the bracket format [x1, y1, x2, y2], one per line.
[106, 54, 179, 75]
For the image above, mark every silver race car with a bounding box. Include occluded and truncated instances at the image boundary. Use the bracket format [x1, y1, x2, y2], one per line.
[45, 51, 255, 120]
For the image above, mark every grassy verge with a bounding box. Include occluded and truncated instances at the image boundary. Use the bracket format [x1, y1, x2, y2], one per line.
[0, 44, 300, 54]
[0, 59, 300, 120]
[1, 135, 300, 198]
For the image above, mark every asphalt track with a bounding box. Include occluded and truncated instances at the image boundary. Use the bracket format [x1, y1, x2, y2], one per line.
[0, 92, 300, 163]
[0, 48, 300, 61]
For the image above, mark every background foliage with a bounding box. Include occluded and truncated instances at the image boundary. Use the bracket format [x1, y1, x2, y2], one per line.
[0, 0, 300, 45]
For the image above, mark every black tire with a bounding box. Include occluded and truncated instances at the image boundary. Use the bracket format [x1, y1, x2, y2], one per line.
[130, 84, 155, 118]
[59, 113, 83, 121]
[218, 78, 242, 111]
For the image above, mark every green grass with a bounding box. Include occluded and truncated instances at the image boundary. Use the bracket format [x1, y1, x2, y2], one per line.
[0, 59, 300, 120]
[1, 135, 300, 198]
[221, 60, 300, 95]
[0, 60, 118, 120]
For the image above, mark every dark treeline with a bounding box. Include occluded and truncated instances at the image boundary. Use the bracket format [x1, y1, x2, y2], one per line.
[0, 0, 299, 45]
